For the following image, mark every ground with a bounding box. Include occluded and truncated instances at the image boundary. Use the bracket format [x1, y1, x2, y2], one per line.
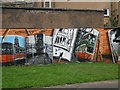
[46, 80, 118, 88]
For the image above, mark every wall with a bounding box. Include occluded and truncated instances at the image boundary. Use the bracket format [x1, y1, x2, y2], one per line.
[1, 7, 104, 28]
[111, 2, 120, 27]
[55, 2, 110, 26]
[94, 28, 112, 63]
[55, 2, 110, 10]
[1, 28, 113, 63]
[0, 29, 53, 37]
[118, 1, 120, 27]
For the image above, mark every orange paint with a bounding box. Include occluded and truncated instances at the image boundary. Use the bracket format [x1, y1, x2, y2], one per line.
[75, 52, 92, 61]
[1, 55, 14, 63]
[15, 53, 25, 58]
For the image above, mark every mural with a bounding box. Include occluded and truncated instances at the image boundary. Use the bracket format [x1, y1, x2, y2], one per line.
[74, 28, 99, 62]
[1, 28, 120, 65]
[26, 36, 36, 55]
[108, 28, 120, 63]
[0, 35, 25, 65]
[0, 35, 25, 48]
[53, 28, 78, 61]
[25, 34, 52, 64]
[45, 36, 53, 60]
[52, 28, 99, 62]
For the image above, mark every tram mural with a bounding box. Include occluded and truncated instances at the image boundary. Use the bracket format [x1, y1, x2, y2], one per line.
[0, 35, 25, 65]
[1, 28, 120, 65]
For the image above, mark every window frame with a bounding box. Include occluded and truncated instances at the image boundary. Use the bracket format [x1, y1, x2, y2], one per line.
[104, 9, 110, 17]
[43, 0, 51, 8]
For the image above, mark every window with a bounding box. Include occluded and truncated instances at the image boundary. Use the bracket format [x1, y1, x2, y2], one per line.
[44, 0, 51, 8]
[45, 1, 50, 8]
[104, 9, 109, 17]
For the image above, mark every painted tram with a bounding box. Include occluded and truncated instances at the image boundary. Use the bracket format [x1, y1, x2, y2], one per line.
[0, 35, 26, 65]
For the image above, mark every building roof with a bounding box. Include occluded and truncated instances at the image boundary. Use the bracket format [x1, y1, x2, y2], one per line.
[1, 6, 104, 12]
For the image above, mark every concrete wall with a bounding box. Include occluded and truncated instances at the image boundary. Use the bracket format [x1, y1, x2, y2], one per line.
[118, 1, 120, 27]
[1, 7, 104, 28]
[111, 2, 120, 27]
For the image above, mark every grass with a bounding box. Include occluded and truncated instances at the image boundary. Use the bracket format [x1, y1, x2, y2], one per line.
[2, 62, 119, 88]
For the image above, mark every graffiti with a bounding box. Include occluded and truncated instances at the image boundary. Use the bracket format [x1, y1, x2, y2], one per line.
[25, 33, 53, 64]
[0, 35, 26, 65]
[1, 28, 100, 65]
[53, 28, 76, 51]
[108, 28, 120, 63]
[74, 28, 99, 61]
[52, 28, 99, 62]
[53, 28, 78, 61]
[25, 36, 36, 54]
[45, 36, 53, 60]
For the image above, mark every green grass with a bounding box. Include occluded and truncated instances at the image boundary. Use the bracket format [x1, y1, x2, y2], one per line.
[2, 62, 119, 88]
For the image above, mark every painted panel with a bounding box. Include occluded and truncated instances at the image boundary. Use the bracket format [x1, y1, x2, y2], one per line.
[53, 28, 78, 61]
[45, 36, 53, 60]
[25, 34, 53, 64]
[34, 34, 46, 54]
[74, 28, 99, 61]
[108, 28, 120, 63]
[0, 35, 25, 63]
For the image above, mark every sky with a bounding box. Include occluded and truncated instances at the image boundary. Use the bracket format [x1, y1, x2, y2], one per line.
[0, 35, 25, 48]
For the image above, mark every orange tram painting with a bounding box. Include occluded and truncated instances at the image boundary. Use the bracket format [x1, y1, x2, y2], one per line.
[0, 35, 26, 65]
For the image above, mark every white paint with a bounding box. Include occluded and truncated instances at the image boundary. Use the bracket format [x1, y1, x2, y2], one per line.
[26, 36, 35, 44]
[26, 36, 36, 54]
[118, 56, 120, 61]
[45, 36, 52, 45]
[45, 36, 53, 60]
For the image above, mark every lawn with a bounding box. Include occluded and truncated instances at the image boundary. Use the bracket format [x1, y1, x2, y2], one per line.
[2, 62, 119, 88]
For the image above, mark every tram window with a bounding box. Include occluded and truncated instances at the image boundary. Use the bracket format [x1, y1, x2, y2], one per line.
[7, 45, 13, 54]
[2, 48, 6, 54]
[2, 44, 6, 54]
[10, 48, 13, 54]
[2, 43, 13, 54]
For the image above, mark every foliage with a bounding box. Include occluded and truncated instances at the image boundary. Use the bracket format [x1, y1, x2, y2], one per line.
[110, 9, 118, 28]
[109, 17, 118, 28]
